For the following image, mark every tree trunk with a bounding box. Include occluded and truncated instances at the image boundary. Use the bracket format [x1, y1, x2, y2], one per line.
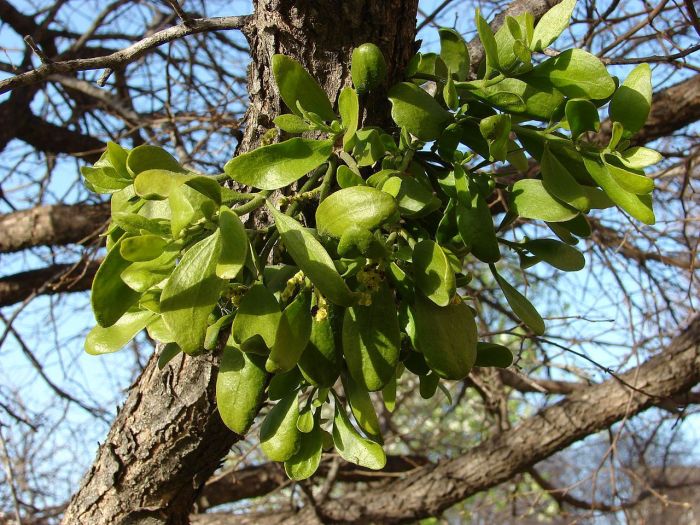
[61, 1, 418, 523]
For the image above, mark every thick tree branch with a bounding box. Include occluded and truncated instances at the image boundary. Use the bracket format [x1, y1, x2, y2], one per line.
[196, 455, 430, 511]
[0, 202, 110, 253]
[311, 315, 700, 523]
[0, 260, 99, 308]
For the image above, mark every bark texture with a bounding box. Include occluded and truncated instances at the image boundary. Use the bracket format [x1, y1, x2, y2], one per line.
[0, 260, 99, 307]
[61, 1, 419, 523]
[0, 202, 110, 253]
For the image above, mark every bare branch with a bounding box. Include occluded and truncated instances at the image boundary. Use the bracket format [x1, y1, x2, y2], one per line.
[0, 15, 251, 94]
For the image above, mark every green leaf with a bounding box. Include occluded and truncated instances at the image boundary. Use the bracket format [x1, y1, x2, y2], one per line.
[168, 186, 195, 238]
[217, 206, 248, 280]
[268, 368, 302, 401]
[98, 141, 130, 180]
[120, 235, 168, 262]
[531, 0, 576, 51]
[457, 195, 501, 263]
[439, 27, 470, 80]
[351, 43, 388, 94]
[337, 226, 386, 259]
[494, 15, 532, 73]
[412, 240, 456, 307]
[260, 391, 301, 462]
[381, 175, 437, 218]
[157, 342, 181, 369]
[91, 236, 143, 327]
[298, 304, 343, 387]
[204, 313, 234, 351]
[565, 98, 600, 139]
[332, 394, 386, 470]
[111, 212, 170, 237]
[268, 205, 357, 306]
[541, 143, 589, 211]
[617, 147, 662, 170]
[274, 114, 312, 134]
[148, 316, 175, 344]
[216, 341, 268, 434]
[285, 424, 323, 480]
[342, 373, 382, 440]
[469, 77, 565, 120]
[388, 82, 452, 141]
[85, 310, 155, 355]
[224, 138, 332, 191]
[295, 408, 313, 434]
[134, 169, 222, 204]
[272, 54, 335, 121]
[266, 289, 312, 373]
[479, 114, 511, 161]
[604, 154, 654, 195]
[382, 375, 397, 412]
[231, 283, 281, 353]
[316, 186, 398, 238]
[474, 342, 513, 368]
[492, 267, 545, 335]
[119, 245, 179, 293]
[160, 233, 224, 354]
[413, 295, 477, 380]
[81, 166, 130, 193]
[443, 77, 458, 110]
[583, 156, 655, 224]
[524, 49, 615, 100]
[126, 145, 183, 177]
[338, 87, 359, 149]
[609, 63, 652, 136]
[419, 372, 440, 399]
[337, 165, 365, 188]
[343, 282, 400, 391]
[510, 179, 579, 222]
[522, 238, 585, 271]
[475, 8, 500, 73]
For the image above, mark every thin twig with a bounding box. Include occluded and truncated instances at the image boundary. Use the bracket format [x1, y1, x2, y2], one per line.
[1, 15, 251, 94]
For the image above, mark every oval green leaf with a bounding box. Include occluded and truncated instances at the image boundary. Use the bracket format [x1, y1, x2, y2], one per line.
[268, 205, 357, 306]
[474, 342, 513, 368]
[388, 82, 452, 141]
[91, 236, 143, 327]
[510, 179, 579, 222]
[412, 240, 456, 307]
[224, 138, 332, 190]
[216, 341, 268, 435]
[272, 54, 335, 121]
[217, 206, 249, 280]
[492, 266, 545, 335]
[413, 294, 477, 380]
[160, 233, 224, 354]
[332, 394, 386, 470]
[260, 391, 301, 462]
[342, 282, 400, 391]
[316, 186, 398, 238]
[85, 310, 155, 355]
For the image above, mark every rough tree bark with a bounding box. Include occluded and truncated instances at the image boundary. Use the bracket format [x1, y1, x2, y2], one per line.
[60, 1, 419, 523]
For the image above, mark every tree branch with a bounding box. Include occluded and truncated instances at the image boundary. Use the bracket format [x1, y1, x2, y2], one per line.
[0, 15, 251, 94]
[0, 202, 110, 254]
[311, 315, 700, 523]
[0, 260, 99, 308]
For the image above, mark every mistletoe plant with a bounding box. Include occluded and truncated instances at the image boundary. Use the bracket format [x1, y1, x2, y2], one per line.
[82, 0, 660, 480]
